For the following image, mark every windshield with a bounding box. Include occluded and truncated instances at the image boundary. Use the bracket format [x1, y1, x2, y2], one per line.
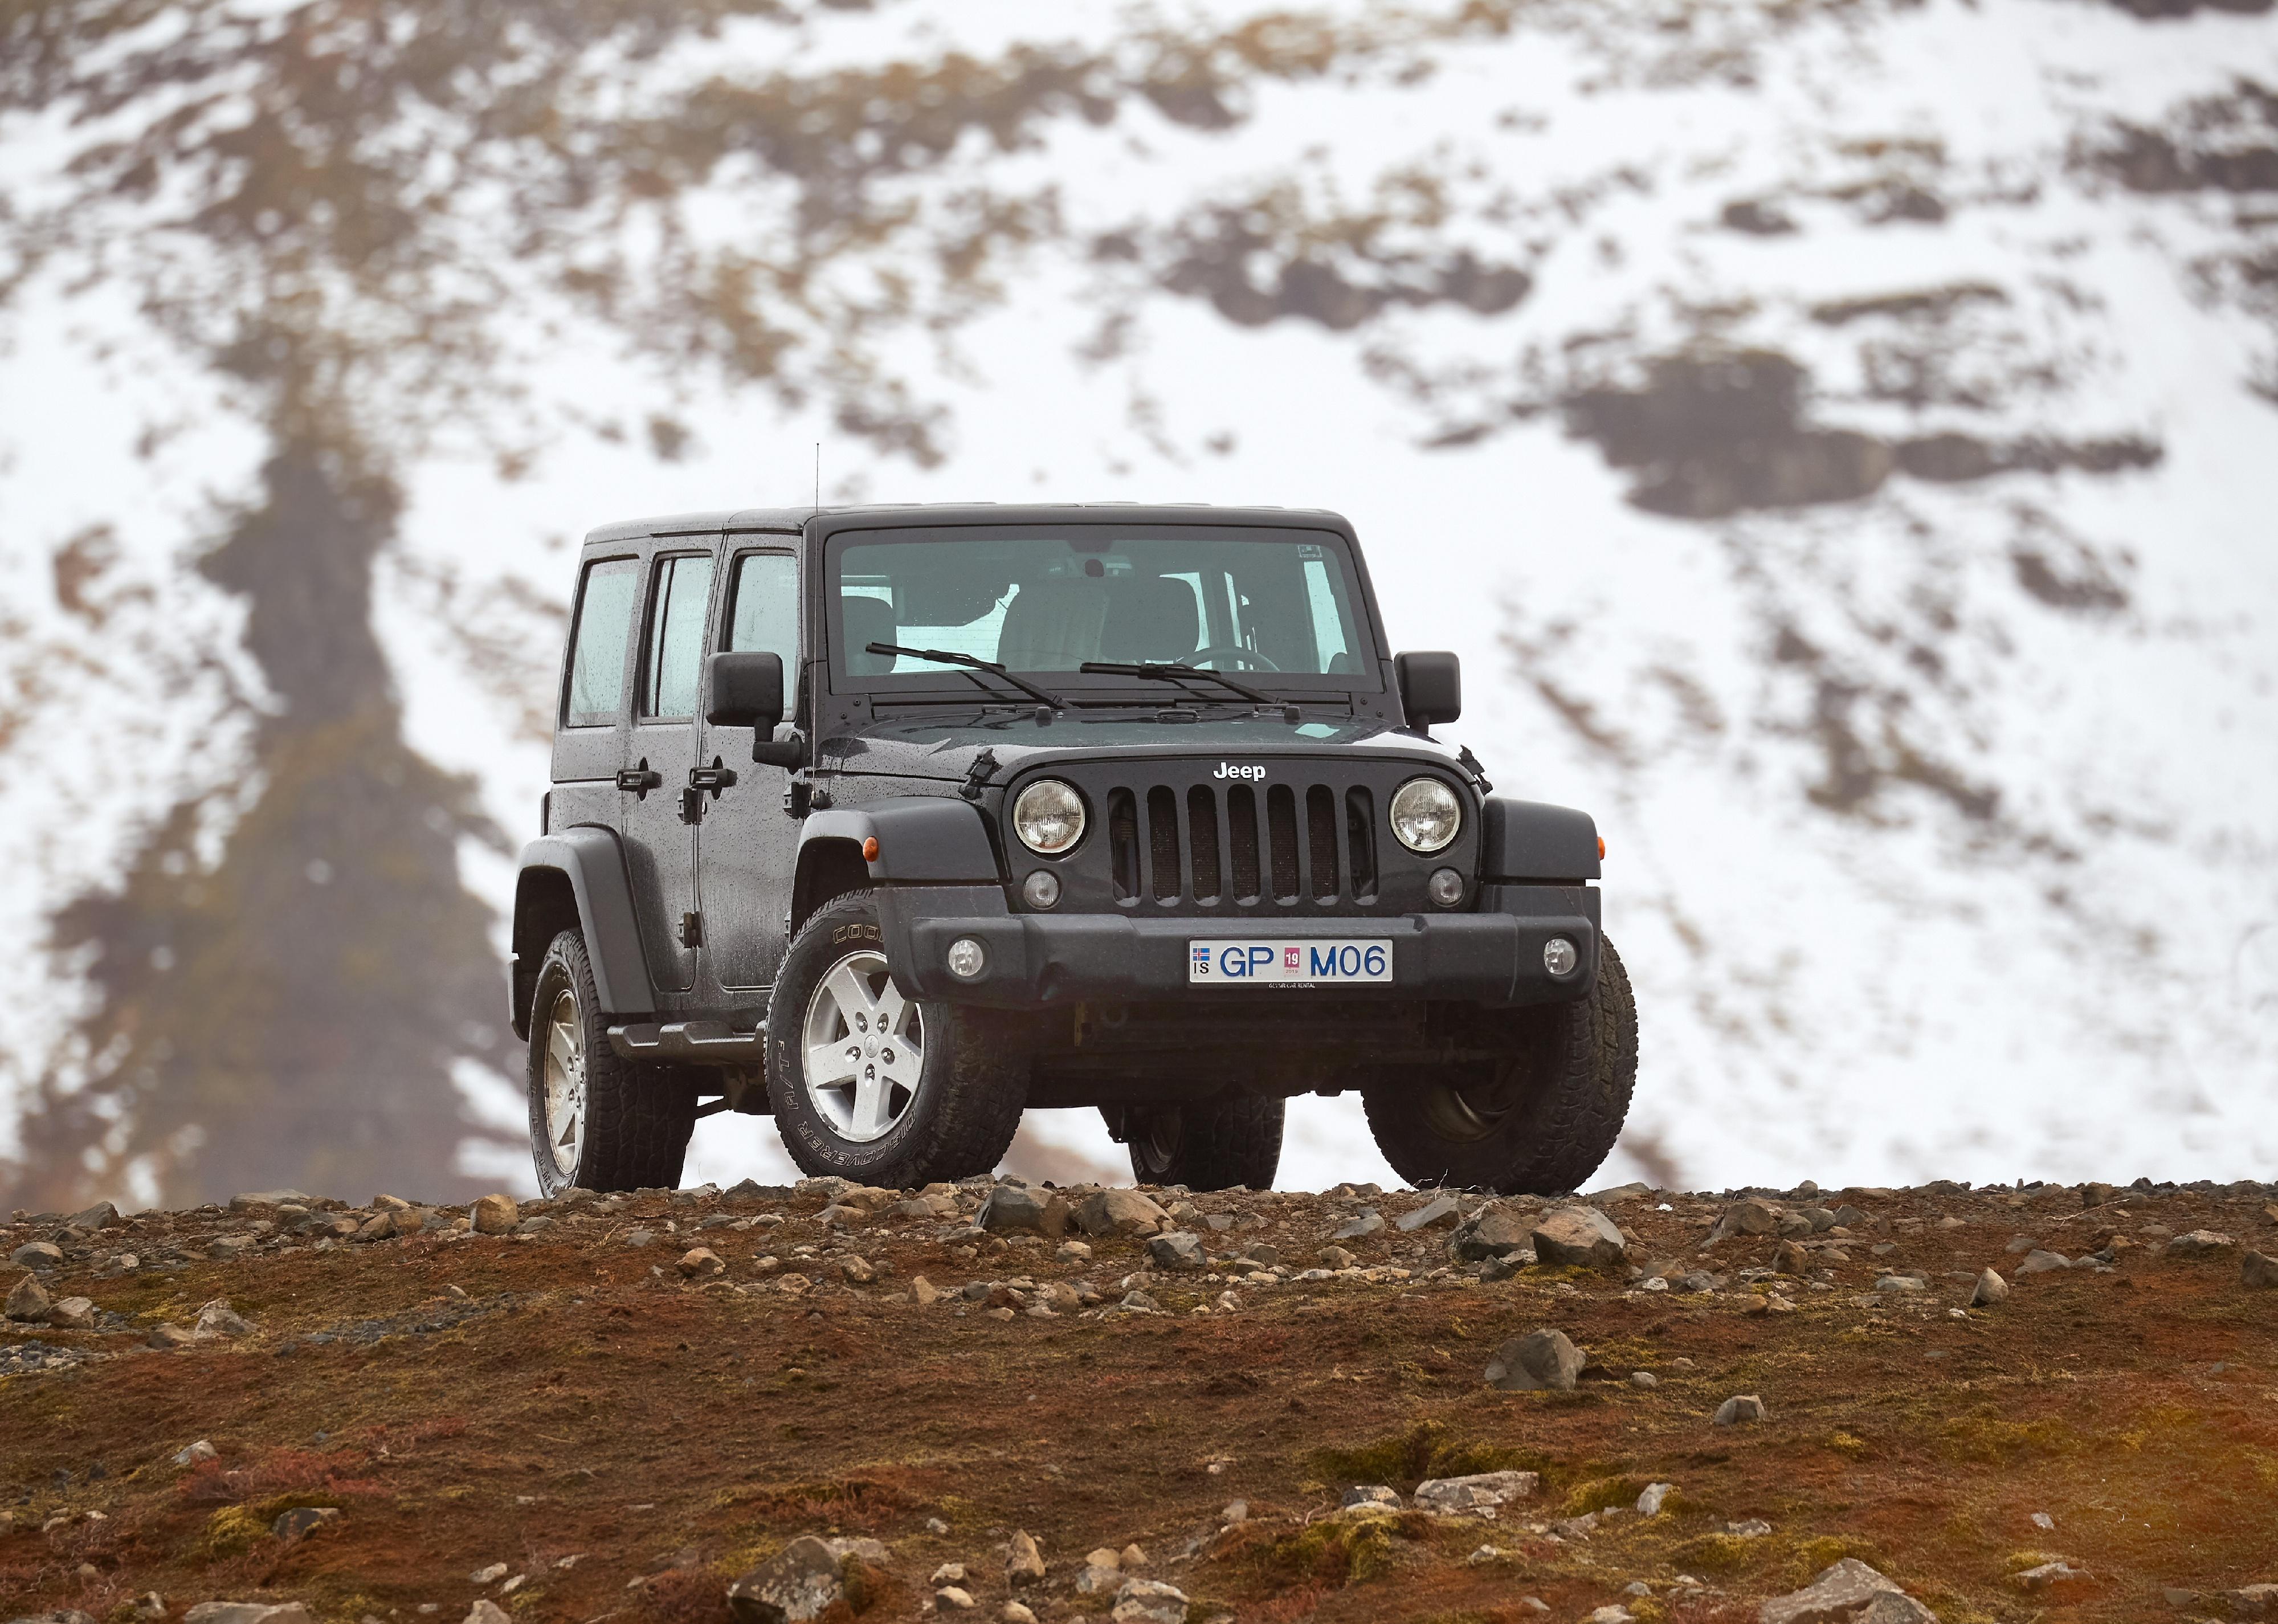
[826, 524, 1375, 695]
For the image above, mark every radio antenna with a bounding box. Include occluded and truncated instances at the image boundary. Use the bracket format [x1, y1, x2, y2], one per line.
[814, 442, 820, 511]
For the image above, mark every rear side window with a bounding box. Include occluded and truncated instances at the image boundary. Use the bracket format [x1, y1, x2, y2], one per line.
[564, 558, 639, 727]
[727, 552, 799, 664]
[641, 553, 716, 719]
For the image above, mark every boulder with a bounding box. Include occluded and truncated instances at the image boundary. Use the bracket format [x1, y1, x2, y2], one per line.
[1450, 1211, 1533, 1262]
[2166, 1230, 2236, 1259]
[2244, 1250, 2278, 1289]
[728, 1535, 847, 1623]
[1330, 1211, 1385, 1241]
[47, 1296, 97, 1331]
[182, 1607, 314, 1624]
[5, 1274, 52, 1323]
[1484, 1328, 1583, 1392]
[1713, 1394, 1766, 1425]
[67, 1202, 124, 1231]
[1758, 1558, 1936, 1624]
[1413, 1471, 1538, 1513]
[1006, 1528, 1046, 1585]
[194, 1300, 254, 1339]
[1396, 1194, 1460, 1232]
[1110, 1579, 1189, 1624]
[1146, 1233, 1205, 1271]
[273, 1505, 341, 1541]
[2016, 1250, 2070, 1275]
[677, 1247, 725, 1278]
[470, 1194, 519, 1235]
[978, 1185, 1070, 1237]
[1637, 1482, 1676, 1515]
[1073, 1189, 1171, 1239]
[1713, 1197, 1781, 1240]
[1530, 1207, 1627, 1270]
[9, 1242, 63, 1273]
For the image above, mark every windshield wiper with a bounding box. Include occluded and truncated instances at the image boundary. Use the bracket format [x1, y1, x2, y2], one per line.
[1079, 660, 1299, 721]
[867, 643, 1068, 711]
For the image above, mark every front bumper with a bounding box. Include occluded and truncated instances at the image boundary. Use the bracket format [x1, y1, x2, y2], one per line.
[877, 883, 1600, 1009]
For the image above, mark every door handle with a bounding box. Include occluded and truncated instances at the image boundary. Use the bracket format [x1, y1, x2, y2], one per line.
[688, 762, 738, 795]
[616, 761, 663, 797]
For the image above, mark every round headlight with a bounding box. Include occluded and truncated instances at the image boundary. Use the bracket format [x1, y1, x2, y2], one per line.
[1011, 779, 1086, 854]
[1389, 777, 1461, 853]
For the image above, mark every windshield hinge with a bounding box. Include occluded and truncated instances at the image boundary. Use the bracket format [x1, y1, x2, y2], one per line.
[1457, 745, 1493, 794]
[960, 748, 999, 802]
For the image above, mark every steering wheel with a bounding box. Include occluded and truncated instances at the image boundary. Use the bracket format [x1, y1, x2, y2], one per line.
[1189, 644, 1281, 672]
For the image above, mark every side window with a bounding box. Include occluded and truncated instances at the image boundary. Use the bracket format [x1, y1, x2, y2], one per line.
[726, 552, 799, 666]
[564, 557, 639, 727]
[640, 553, 715, 719]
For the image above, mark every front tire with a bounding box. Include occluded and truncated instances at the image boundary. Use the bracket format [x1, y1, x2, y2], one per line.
[526, 929, 696, 1194]
[765, 889, 1028, 1187]
[1361, 937, 1638, 1195]
[1124, 1097, 1285, 1191]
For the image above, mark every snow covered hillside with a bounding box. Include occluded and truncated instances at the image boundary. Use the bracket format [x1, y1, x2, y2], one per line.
[2, 0, 2273, 1200]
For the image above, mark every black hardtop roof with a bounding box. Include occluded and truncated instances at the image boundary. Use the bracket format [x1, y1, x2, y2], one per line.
[580, 501, 1352, 546]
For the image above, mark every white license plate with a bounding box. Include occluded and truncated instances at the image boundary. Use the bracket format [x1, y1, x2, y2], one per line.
[1189, 940, 1393, 985]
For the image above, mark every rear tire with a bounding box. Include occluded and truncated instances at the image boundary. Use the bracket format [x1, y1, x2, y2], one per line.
[1124, 1096, 1285, 1191]
[766, 889, 1028, 1187]
[1361, 937, 1638, 1195]
[526, 929, 696, 1195]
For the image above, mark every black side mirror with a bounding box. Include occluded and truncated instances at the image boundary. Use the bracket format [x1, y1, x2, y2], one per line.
[1395, 650, 1461, 728]
[705, 651, 801, 765]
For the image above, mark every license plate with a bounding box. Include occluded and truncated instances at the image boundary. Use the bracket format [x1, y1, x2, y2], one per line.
[1189, 940, 1393, 985]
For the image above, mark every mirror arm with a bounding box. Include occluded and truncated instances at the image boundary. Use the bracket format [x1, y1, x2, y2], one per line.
[752, 728, 803, 768]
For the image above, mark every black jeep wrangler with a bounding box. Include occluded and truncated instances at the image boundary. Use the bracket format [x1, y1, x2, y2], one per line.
[509, 504, 1636, 1195]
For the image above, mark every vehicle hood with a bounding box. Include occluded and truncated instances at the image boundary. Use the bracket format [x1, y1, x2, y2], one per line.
[822, 709, 1469, 784]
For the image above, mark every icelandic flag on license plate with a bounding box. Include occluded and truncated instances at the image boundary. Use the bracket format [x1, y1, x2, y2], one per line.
[1192, 944, 1213, 974]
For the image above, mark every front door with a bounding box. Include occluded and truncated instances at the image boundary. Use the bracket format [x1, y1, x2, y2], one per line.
[695, 548, 803, 993]
[620, 549, 716, 997]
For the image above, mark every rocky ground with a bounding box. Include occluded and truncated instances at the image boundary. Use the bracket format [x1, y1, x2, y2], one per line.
[1, 1175, 2274, 1624]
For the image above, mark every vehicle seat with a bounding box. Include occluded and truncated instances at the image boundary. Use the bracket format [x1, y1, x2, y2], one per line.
[995, 577, 1110, 670]
[1100, 576, 1201, 664]
[842, 594, 897, 674]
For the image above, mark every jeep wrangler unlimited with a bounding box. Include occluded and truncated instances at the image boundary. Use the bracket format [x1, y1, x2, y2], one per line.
[509, 505, 1636, 1195]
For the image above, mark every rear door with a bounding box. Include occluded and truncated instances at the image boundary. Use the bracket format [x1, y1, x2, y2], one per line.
[550, 553, 642, 833]
[695, 545, 803, 993]
[620, 546, 717, 997]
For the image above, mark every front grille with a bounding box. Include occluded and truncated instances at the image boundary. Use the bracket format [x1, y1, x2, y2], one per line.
[1011, 754, 1479, 917]
[1110, 775, 1370, 907]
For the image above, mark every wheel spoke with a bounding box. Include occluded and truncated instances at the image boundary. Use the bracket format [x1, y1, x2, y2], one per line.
[807, 1041, 860, 1087]
[850, 1069, 889, 1137]
[548, 1019, 577, 1075]
[873, 979, 909, 1037]
[822, 961, 877, 1028]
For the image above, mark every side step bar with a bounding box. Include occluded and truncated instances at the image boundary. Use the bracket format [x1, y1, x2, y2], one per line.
[606, 1019, 768, 1064]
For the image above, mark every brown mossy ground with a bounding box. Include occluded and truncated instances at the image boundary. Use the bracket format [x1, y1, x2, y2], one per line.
[1, 1182, 2273, 1622]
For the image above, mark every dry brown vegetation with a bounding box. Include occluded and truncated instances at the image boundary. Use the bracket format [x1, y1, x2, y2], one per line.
[2, 1177, 2273, 1622]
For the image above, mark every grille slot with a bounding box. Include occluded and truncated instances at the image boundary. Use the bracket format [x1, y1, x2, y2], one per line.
[1266, 785, 1300, 903]
[1187, 786, 1223, 904]
[1345, 787, 1377, 902]
[1228, 786, 1261, 903]
[1147, 786, 1181, 901]
[1307, 786, 1339, 900]
[1108, 788, 1140, 903]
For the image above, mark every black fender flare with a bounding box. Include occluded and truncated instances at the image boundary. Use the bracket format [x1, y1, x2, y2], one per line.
[511, 827, 657, 1038]
[799, 797, 1005, 887]
[1480, 797, 1602, 883]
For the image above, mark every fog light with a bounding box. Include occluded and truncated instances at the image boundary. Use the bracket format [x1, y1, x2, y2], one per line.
[1427, 867, 1464, 908]
[945, 936, 988, 980]
[1022, 870, 1062, 910]
[1544, 937, 1579, 978]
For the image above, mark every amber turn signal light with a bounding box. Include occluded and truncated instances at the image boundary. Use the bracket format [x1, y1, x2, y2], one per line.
[1598, 835, 1606, 860]
[862, 836, 879, 862]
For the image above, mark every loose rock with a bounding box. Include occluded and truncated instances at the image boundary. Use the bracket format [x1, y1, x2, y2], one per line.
[1530, 1206, 1627, 1270]
[2014, 1560, 2089, 1591]
[1450, 1211, 1532, 1262]
[1970, 1268, 2008, 1306]
[47, 1296, 97, 1330]
[1330, 1211, 1385, 1241]
[2243, 1250, 2278, 1289]
[1484, 1327, 1583, 1392]
[1074, 1189, 1171, 1239]
[194, 1300, 254, 1339]
[1713, 1394, 1766, 1425]
[1636, 1482, 1675, 1516]
[181, 1607, 314, 1624]
[10, 1242, 63, 1272]
[978, 1185, 1069, 1237]
[2016, 1250, 2071, 1275]
[1414, 1470, 1537, 1513]
[727, 1534, 846, 1623]
[1006, 1528, 1046, 1585]
[1758, 1558, 1936, 1624]
[1146, 1232, 1205, 1271]
[1110, 1578, 1189, 1624]
[2166, 1230, 2236, 1258]
[1396, 1194, 1460, 1231]
[5, 1273, 52, 1322]
[471, 1194, 520, 1235]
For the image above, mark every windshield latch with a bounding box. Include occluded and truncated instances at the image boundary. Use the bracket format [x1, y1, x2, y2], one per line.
[960, 748, 999, 802]
[1457, 745, 1493, 793]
